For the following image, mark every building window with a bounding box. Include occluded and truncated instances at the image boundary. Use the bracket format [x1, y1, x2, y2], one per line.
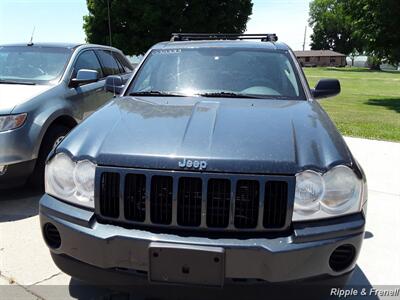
[305, 57, 310, 62]
[330, 58, 336, 63]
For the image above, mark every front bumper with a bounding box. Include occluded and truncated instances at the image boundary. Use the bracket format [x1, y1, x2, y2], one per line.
[0, 159, 36, 189]
[0, 123, 38, 188]
[0, 123, 37, 166]
[39, 194, 365, 285]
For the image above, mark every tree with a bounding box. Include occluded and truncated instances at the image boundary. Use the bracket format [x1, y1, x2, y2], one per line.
[308, 0, 363, 56]
[83, 0, 253, 55]
[347, 0, 400, 66]
[309, 0, 400, 66]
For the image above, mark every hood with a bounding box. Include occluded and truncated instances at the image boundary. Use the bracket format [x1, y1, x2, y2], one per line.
[60, 96, 353, 175]
[0, 83, 53, 114]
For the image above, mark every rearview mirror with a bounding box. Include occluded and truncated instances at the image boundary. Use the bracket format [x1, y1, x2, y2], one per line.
[311, 79, 341, 99]
[105, 75, 124, 95]
[70, 69, 99, 87]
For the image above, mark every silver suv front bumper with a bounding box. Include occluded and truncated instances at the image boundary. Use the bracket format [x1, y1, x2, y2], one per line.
[39, 194, 365, 284]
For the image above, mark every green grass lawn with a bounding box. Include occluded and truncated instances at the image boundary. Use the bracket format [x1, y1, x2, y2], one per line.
[303, 67, 400, 142]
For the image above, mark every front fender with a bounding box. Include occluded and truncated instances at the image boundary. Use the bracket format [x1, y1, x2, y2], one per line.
[32, 106, 77, 158]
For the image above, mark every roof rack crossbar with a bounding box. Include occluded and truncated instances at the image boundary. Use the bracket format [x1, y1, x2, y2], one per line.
[170, 33, 278, 42]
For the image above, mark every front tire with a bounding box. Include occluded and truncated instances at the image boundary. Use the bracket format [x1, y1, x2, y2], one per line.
[29, 124, 71, 189]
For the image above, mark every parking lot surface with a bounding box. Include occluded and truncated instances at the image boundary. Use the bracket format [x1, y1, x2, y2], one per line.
[0, 137, 399, 299]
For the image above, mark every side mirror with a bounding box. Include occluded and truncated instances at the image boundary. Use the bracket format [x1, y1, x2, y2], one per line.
[311, 79, 341, 99]
[70, 69, 99, 87]
[105, 75, 124, 95]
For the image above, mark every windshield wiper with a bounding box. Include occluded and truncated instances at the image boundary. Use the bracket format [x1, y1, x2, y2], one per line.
[129, 90, 185, 97]
[197, 92, 292, 100]
[0, 79, 36, 85]
[197, 92, 261, 99]
[129, 90, 288, 100]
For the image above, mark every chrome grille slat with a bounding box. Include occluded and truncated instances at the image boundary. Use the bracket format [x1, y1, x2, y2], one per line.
[150, 176, 173, 225]
[207, 179, 231, 228]
[100, 172, 120, 218]
[177, 177, 202, 226]
[98, 168, 292, 233]
[124, 174, 146, 222]
[234, 180, 259, 229]
[263, 181, 288, 228]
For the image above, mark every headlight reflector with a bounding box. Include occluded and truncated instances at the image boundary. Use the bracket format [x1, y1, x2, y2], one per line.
[0, 113, 27, 132]
[321, 165, 362, 213]
[74, 160, 96, 202]
[45, 153, 96, 208]
[46, 153, 75, 197]
[293, 165, 363, 221]
[294, 170, 324, 213]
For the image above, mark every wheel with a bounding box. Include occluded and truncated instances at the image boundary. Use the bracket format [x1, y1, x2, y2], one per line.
[28, 124, 71, 189]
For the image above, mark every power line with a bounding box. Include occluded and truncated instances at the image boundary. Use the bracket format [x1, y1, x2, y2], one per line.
[107, 0, 112, 46]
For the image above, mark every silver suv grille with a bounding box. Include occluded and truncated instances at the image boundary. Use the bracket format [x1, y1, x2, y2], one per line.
[96, 167, 294, 233]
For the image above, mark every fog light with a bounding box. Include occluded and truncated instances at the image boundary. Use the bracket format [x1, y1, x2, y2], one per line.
[43, 223, 61, 249]
[0, 165, 7, 175]
[329, 244, 356, 272]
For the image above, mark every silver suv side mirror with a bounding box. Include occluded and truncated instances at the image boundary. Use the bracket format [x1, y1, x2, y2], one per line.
[105, 75, 124, 95]
[311, 79, 341, 99]
[70, 69, 99, 87]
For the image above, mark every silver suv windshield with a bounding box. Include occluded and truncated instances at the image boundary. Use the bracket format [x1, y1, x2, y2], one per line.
[129, 48, 306, 100]
[0, 46, 72, 84]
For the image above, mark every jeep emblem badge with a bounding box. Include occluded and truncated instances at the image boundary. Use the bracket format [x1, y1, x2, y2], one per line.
[178, 158, 207, 170]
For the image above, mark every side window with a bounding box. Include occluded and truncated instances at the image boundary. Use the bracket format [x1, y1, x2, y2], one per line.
[72, 50, 103, 79]
[96, 50, 121, 76]
[115, 52, 134, 73]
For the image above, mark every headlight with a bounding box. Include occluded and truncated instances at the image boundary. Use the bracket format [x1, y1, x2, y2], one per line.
[0, 113, 27, 132]
[293, 165, 363, 221]
[45, 153, 96, 208]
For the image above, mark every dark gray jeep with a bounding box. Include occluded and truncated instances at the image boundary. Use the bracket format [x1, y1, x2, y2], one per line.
[39, 34, 367, 292]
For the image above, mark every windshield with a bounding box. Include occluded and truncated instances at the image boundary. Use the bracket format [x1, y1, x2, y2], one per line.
[128, 48, 305, 99]
[0, 46, 72, 84]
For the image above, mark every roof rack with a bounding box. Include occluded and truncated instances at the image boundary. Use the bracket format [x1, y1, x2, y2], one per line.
[170, 33, 278, 42]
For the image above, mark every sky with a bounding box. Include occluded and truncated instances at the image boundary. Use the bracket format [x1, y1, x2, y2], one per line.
[0, 0, 313, 50]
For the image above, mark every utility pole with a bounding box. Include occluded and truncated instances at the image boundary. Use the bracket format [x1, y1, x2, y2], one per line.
[107, 0, 112, 46]
[302, 26, 307, 51]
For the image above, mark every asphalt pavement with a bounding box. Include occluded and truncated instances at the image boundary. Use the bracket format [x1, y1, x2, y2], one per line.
[0, 137, 399, 300]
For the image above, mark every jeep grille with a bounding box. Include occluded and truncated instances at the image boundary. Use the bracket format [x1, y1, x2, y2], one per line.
[97, 168, 294, 233]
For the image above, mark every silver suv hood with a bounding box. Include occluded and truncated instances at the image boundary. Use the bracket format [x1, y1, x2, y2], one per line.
[0, 83, 53, 114]
[59, 96, 354, 175]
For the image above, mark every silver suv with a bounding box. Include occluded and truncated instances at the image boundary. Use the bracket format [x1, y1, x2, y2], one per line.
[39, 34, 366, 295]
[0, 43, 133, 189]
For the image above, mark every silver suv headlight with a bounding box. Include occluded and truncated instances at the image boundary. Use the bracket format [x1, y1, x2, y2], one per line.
[293, 165, 364, 221]
[0, 113, 27, 132]
[45, 153, 96, 208]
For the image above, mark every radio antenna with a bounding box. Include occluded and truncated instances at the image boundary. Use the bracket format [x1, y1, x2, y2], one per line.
[28, 26, 35, 46]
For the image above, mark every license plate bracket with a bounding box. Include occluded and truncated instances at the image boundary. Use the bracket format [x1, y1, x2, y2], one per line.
[148, 242, 225, 287]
